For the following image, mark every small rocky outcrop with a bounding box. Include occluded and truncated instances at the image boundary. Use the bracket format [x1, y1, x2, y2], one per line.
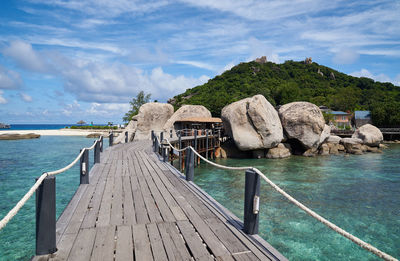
[0, 133, 40, 140]
[163, 105, 211, 136]
[266, 143, 291, 159]
[86, 133, 101, 138]
[278, 102, 325, 150]
[255, 56, 267, 64]
[341, 138, 363, 154]
[134, 103, 174, 140]
[327, 135, 341, 144]
[352, 124, 383, 147]
[221, 95, 283, 151]
[319, 143, 330, 156]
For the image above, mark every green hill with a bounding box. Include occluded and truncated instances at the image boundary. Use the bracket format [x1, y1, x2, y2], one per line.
[169, 60, 400, 127]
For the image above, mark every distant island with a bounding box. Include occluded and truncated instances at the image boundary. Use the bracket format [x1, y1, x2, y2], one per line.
[169, 58, 400, 127]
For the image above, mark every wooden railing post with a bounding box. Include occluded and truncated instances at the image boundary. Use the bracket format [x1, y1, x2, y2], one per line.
[151, 130, 155, 151]
[194, 131, 198, 167]
[36, 175, 56, 255]
[94, 140, 100, 164]
[109, 132, 113, 147]
[80, 149, 89, 184]
[160, 132, 164, 155]
[179, 133, 182, 172]
[99, 136, 103, 152]
[244, 169, 260, 235]
[185, 147, 194, 181]
[206, 130, 209, 159]
[125, 131, 128, 143]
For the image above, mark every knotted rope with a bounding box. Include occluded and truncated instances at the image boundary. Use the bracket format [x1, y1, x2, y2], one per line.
[0, 137, 101, 231]
[162, 138, 397, 261]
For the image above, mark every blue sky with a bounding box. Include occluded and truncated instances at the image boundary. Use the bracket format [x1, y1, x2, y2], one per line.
[0, 0, 399, 124]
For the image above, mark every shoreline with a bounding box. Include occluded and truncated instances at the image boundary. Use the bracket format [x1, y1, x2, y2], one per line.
[0, 129, 110, 136]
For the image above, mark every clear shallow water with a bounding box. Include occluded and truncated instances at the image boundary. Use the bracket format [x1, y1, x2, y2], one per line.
[0, 136, 108, 260]
[193, 145, 400, 260]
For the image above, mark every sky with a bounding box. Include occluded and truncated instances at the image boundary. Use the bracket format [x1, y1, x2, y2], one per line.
[0, 0, 399, 124]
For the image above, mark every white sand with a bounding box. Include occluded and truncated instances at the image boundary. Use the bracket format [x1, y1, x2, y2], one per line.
[0, 129, 110, 136]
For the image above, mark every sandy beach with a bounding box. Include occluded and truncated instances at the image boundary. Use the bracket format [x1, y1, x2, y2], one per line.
[0, 129, 110, 136]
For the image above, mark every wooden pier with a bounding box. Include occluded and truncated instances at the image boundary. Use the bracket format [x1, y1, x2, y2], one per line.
[34, 140, 286, 261]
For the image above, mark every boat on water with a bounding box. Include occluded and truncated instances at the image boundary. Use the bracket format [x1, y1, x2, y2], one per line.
[0, 123, 10, 129]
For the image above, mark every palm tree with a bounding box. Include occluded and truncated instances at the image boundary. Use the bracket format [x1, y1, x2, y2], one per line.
[77, 120, 86, 125]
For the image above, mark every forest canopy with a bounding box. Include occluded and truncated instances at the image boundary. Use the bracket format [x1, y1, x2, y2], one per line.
[170, 60, 400, 127]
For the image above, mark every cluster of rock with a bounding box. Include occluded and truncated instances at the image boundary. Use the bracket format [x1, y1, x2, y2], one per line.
[221, 95, 384, 159]
[113, 103, 213, 144]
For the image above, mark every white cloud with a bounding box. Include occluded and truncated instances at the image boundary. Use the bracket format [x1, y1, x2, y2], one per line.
[332, 48, 359, 64]
[86, 102, 130, 116]
[20, 92, 33, 102]
[247, 37, 281, 63]
[0, 90, 7, 104]
[3, 40, 49, 72]
[174, 60, 216, 71]
[0, 66, 22, 89]
[351, 69, 394, 84]
[34, 0, 169, 18]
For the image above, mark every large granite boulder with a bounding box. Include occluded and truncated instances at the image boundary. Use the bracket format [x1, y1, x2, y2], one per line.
[278, 102, 325, 149]
[319, 124, 331, 144]
[352, 124, 383, 146]
[113, 119, 137, 145]
[221, 95, 283, 151]
[134, 103, 174, 140]
[163, 105, 211, 136]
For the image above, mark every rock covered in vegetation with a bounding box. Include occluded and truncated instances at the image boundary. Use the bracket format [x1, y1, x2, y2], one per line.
[163, 105, 211, 136]
[266, 143, 291, 159]
[351, 124, 383, 146]
[221, 95, 283, 151]
[278, 102, 325, 149]
[134, 103, 174, 140]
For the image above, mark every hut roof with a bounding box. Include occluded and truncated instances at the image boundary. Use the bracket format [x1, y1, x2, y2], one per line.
[175, 117, 222, 123]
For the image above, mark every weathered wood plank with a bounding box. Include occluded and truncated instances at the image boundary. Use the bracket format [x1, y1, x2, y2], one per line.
[158, 222, 192, 260]
[115, 225, 134, 261]
[67, 228, 96, 261]
[139, 151, 187, 221]
[135, 151, 176, 222]
[132, 224, 153, 261]
[122, 175, 136, 225]
[96, 159, 116, 227]
[81, 161, 111, 229]
[177, 220, 213, 261]
[90, 226, 115, 261]
[146, 223, 168, 261]
[131, 151, 163, 223]
[110, 169, 123, 225]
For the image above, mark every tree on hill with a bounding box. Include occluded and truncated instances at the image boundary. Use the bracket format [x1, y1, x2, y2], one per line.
[169, 60, 400, 127]
[123, 91, 151, 122]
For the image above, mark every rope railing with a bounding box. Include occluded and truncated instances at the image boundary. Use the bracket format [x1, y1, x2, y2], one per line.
[0, 136, 102, 231]
[160, 137, 398, 261]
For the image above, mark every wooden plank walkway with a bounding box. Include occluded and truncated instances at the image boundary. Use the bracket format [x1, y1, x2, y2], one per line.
[34, 140, 286, 261]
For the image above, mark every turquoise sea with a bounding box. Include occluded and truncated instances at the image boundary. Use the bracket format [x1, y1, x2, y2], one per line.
[0, 136, 108, 260]
[192, 145, 400, 260]
[0, 136, 399, 260]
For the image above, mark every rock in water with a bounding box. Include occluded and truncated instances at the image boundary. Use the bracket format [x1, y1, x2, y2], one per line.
[352, 124, 383, 147]
[163, 105, 211, 136]
[341, 138, 363, 154]
[278, 102, 325, 149]
[266, 143, 291, 159]
[134, 103, 174, 140]
[221, 95, 283, 151]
